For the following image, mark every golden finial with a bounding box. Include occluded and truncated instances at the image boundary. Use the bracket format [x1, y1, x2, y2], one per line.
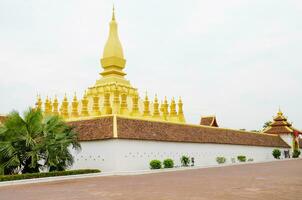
[145, 91, 149, 101]
[112, 4, 115, 21]
[278, 107, 283, 116]
[154, 94, 158, 102]
[73, 92, 77, 101]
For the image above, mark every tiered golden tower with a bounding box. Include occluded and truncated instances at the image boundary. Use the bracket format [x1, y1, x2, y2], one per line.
[34, 7, 186, 123]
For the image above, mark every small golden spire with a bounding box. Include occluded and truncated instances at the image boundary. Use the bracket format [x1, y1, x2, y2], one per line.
[170, 97, 177, 117]
[80, 91, 89, 117]
[153, 94, 160, 118]
[92, 94, 101, 116]
[178, 97, 185, 122]
[53, 95, 59, 115]
[49, 98, 53, 114]
[112, 86, 120, 114]
[131, 92, 140, 116]
[102, 93, 112, 115]
[143, 92, 151, 117]
[36, 94, 42, 110]
[162, 96, 169, 120]
[60, 93, 69, 119]
[120, 93, 129, 114]
[44, 96, 51, 115]
[71, 92, 79, 118]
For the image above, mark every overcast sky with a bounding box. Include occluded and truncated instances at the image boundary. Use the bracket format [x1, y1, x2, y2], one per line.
[0, 0, 301, 130]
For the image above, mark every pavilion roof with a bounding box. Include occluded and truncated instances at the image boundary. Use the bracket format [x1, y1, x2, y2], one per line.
[263, 110, 294, 135]
[200, 116, 219, 127]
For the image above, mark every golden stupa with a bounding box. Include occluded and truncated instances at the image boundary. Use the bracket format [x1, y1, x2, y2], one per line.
[35, 7, 185, 123]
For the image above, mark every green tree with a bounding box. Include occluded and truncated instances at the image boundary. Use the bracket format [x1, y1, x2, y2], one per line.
[263, 121, 272, 129]
[0, 108, 81, 175]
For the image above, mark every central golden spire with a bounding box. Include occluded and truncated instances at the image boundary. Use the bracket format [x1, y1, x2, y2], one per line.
[100, 6, 126, 77]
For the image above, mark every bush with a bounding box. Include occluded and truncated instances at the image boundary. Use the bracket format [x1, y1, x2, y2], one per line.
[163, 158, 174, 168]
[293, 150, 301, 158]
[247, 158, 254, 162]
[237, 155, 246, 162]
[0, 169, 100, 182]
[272, 149, 281, 159]
[180, 155, 190, 167]
[150, 160, 162, 169]
[216, 157, 226, 164]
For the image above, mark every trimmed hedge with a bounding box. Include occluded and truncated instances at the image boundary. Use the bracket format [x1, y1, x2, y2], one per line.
[237, 155, 246, 162]
[150, 160, 162, 169]
[216, 157, 226, 164]
[0, 169, 101, 182]
[163, 158, 174, 168]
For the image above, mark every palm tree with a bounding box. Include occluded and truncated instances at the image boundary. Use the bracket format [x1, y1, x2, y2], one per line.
[0, 108, 80, 175]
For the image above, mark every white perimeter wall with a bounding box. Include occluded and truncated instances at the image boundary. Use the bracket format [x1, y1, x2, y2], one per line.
[70, 139, 289, 172]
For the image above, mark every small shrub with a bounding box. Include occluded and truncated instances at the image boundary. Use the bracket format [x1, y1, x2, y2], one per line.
[163, 158, 174, 168]
[0, 169, 100, 182]
[216, 157, 226, 164]
[237, 155, 246, 162]
[272, 149, 281, 159]
[150, 160, 162, 169]
[247, 158, 254, 162]
[293, 150, 301, 158]
[180, 155, 190, 167]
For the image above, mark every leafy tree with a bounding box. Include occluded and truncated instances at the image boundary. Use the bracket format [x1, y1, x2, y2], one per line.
[263, 121, 272, 129]
[180, 155, 190, 167]
[0, 108, 81, 175]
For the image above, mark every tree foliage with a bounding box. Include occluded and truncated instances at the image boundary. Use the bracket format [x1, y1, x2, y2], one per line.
[0, 108, 81, 175]
[263, 121, 272, 129]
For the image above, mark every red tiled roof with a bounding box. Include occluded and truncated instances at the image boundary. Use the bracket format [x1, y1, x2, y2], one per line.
[68, 117, 113, 141]
[69, 116, 289, 148]
[0, 115, 7, 124]
[263, 112, 293, 135]
[200, 116, 219, 127]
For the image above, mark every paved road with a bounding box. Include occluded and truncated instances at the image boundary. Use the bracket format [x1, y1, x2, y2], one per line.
[1, 160, 302, 200]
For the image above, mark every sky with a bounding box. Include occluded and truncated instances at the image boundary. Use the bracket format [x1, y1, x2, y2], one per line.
[0, 0, 301, 131]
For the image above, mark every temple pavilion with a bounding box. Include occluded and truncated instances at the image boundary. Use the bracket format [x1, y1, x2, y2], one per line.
[34, 8, 185, 123]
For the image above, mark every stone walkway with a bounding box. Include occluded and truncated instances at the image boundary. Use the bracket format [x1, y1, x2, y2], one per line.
[0, 159, 302, 200]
